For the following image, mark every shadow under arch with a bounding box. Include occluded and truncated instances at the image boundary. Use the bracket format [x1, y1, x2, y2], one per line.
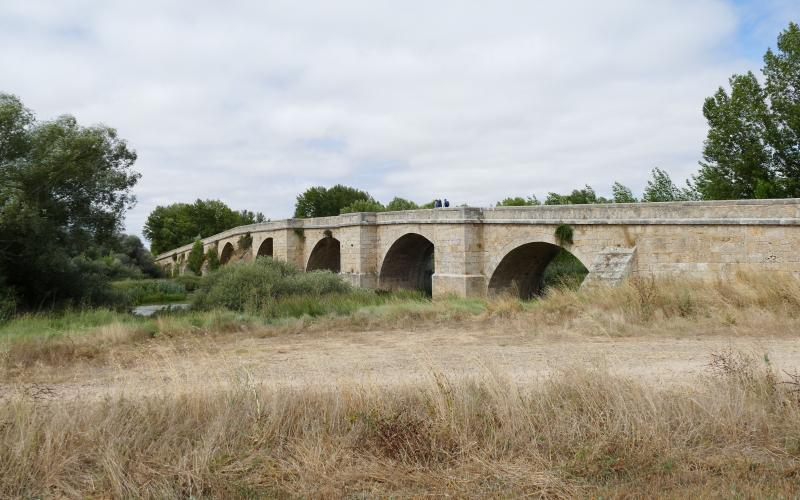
[307, 237, 341, 272]
[257, 238, 273, 258]
[220, 242, 235, 265]
[488, 242, 588, 299]
[379, 233, 434, 295]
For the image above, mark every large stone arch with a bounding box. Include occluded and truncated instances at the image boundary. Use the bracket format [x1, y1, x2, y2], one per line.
[487, 241, 589, 299]
[378, 233, 435, 294]
[257, 237, 273, 258]
[306, 236, 341, 272]
[220, 242, 235, 265]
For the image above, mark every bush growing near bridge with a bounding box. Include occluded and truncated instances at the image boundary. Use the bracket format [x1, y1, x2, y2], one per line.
[186, 240, 205, 276]
[205, 247, 220, 271]
[192, 258, 352, 313]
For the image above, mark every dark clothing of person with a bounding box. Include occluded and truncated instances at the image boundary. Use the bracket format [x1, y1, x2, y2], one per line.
[444, 199, 450, 207]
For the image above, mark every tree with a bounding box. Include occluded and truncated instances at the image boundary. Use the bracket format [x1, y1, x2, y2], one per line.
[143, 199, 264, 255]
[206, 247, 220, 271]
[643, 168, 697, 202]
[612, 182, 637, 203]
[764, 22, 800, 196]
[496, 195, 540, 206]
[545, 185, 609, 205]
[695, 73, 776, 199]
[385, 197, 420, 211]
[0, 93, 140, 309]
[340, 198, 386, 214]
[695, 22, 800, 199]
[186, 240, 205, 275]
[294, 185, 373, 218]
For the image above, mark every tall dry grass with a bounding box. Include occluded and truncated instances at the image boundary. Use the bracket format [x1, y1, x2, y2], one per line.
[2, 352, 799, 497]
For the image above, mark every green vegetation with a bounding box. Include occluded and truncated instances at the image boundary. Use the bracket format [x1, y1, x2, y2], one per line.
[110, 279, 187, 305]
[542, 249, 588, 290]
[496, 195, 540, 206]
[554, 224, 574, 246]
[0, 308, 143, 344]
[0, 93, 151, 313]
[186, 239, 205, 275]
[294, 184, 374, 218]
[296, 185, 428, 216]
[193, 258, 356, 314]
[205, 247, 220, 271]
[696, 22, 800, 199]
[143, 199, 265, 255]
[237, 233, 252, 251]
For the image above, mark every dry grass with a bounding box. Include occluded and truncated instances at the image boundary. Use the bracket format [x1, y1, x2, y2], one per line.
[3, 274, 800, 496]
[3, 272, 800, 374]
[2, 352, 799, 497]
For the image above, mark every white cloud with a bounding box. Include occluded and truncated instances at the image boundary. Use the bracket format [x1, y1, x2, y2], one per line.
[0, 0, 797, 241]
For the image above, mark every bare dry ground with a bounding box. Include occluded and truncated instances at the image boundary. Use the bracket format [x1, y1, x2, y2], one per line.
[6, 323, 800, 401]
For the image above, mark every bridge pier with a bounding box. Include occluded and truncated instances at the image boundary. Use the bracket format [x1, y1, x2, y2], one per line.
[430, 214, 487, 297]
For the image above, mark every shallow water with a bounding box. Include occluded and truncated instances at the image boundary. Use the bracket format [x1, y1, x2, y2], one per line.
[132, 303, 190, 317]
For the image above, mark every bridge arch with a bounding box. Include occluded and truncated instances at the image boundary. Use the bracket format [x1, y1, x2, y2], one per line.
[488, 241, 588, 299]
[307, 236, 341, 272]
[220, 242, 235, 265]
[257, 237, 273, 258]
[379, 233, 435, 295]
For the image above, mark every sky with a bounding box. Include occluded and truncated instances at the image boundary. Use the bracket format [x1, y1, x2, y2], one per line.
[1, 1, 799, 242]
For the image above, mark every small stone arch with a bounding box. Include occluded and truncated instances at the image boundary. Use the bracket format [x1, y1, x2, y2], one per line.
[379, 233, 435, 295]
[488, 241, 588, 299]
[307, 236, 341, 272]
[257, 237, 273, 258]
[220, 242, 235, 265]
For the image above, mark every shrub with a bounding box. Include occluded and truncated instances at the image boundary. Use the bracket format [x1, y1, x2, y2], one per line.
[205, 247, 220, 271]
[186, 240, 205, 275]
[111, 279, 187, 305]
[192, 258, 351, 312]
[0, 281, 18, 323]
[554, 224, 574, 246]
[173, 274, 203, 292]
[237, 233, 252, 251]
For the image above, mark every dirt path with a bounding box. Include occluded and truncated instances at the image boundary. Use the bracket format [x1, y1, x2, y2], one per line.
[6, 326, 800, 401]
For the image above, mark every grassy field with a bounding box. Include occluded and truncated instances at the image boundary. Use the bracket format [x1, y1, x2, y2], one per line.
[2, 272, 800, 497]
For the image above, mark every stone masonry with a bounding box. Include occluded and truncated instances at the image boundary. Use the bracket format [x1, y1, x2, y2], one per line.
[154, 199, 800, 298]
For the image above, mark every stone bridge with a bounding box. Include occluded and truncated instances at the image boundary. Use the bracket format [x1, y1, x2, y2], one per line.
[154, 199, 800, 298]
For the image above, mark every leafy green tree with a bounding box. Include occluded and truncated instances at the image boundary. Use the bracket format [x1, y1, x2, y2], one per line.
[612, 182, 637, 203]
[340, 198, 386, 214]
[497, 195, 540, 206]
[187, 240, 205, 275]
[695, 73, 776, 199]
[144, 199, 264, 255]
[764, 22, 800, 196]
[385, 197, 420, 211]
[0, 93, 140, 309]
[294, 185, 373, 218]
[643, 168, 697, 202]
[545, 185, 609, 205]
[695, 22, 800, 199]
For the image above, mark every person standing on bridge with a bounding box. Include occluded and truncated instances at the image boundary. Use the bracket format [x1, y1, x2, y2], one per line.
[444, 199, 450, 207]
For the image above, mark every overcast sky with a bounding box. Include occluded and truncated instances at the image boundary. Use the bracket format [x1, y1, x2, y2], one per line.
[2, 1, 799, 241]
